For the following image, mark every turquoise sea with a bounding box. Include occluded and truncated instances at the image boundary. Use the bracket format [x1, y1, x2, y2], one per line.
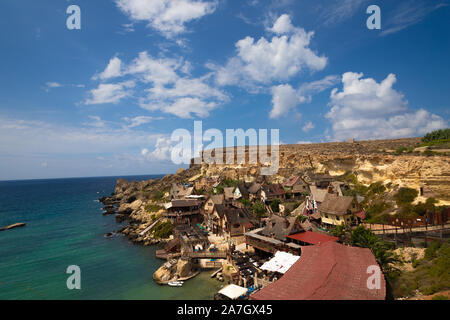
[0, 176, 223, 300]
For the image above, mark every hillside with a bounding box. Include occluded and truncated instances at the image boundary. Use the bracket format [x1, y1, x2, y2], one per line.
[198, 138, 450, 204]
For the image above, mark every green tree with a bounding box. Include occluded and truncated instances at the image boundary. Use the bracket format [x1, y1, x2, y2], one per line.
[350, 226, 399, 273]
[394, 188, 418, 207]
[270, 199, 281, 212]
[252, 201, 266, 218]
[422, 128, 450, 143]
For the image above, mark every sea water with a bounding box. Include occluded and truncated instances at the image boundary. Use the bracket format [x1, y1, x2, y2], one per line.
[0, 176, 223, 300]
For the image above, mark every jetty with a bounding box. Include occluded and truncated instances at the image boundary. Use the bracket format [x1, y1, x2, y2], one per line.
[0, 222, 26, 232]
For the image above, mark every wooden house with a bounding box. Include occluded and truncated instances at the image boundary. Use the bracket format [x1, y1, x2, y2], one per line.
[318, 193, 361, 226]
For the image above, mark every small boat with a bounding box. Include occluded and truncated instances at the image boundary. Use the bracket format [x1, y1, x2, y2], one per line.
[168, 281, 183, 287]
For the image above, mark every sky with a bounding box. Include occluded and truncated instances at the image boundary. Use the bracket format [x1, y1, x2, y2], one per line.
[0, 0, 449, 180]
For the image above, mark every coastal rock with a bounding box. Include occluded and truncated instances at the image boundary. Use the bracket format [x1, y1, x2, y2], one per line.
[102, 205, 115, 215]
[117, 207, 133, 215]
[176, 258, 193, 278]
[115, 214, 127, 223]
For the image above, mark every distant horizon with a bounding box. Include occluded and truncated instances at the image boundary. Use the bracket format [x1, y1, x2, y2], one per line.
[0, 172, 168, 183]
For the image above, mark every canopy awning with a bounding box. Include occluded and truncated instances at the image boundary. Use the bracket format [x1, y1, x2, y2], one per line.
[218, 284, 248, 300]
[260, 251, 300, 274]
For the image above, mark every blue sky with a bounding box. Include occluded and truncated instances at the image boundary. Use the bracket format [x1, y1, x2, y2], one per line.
[0, 0, 449, 180]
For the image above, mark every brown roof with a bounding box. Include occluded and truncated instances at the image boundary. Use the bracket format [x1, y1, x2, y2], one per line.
[260, 215, 302, 241]
[284, 176, 300, 187]
[209, 195, 224, 205]
[248, 183, 262, 194]
[319, 194, 355, 216]
[170, 199, 200, 208]
[262, 183, 286, 197]
[223, 187, 235, 199]
[236, 183, 250, 198]
[251, 242, 386, 300]
[309, 186, 328, 203]
[214, 205, 253, 225]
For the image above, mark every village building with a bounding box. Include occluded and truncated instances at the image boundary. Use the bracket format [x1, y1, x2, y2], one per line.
[203, 194, 225, 231]
[223, 187, 235, 202]
[283, 176, 309, 199]
[210, 204, 255, 243]
[247, 182, 262, 201]
[203, 194, 224, 215]
[245, 216, 303, 254]
[233, 183, 249, 200]
[194, 175, 221, 191]
[163, 199, 202, 225]
[318, 193, 362, 226]
[309, 185, 329, 209]
[286, 231, 338, 246]
[250, 241, 386, 300]
[260, 184, 286, 203]
[169, 183, 194, 200]
[302, 171, 335, 188]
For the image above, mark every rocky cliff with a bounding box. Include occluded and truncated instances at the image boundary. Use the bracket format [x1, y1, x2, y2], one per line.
[198, 138, 450, 204]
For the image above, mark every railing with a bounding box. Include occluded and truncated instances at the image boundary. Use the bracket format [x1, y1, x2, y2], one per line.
[186, 251, 227, 259]
[363, 223, 450, 235]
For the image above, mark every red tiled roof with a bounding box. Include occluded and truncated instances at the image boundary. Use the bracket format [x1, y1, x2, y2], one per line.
[287, 231, 338, 245]
[251, 242, 386, 300]
[355, 210, 366, 220]
[284, 176, 300, 187]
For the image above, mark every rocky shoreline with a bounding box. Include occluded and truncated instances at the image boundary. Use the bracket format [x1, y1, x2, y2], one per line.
[98, 165, 201, 245]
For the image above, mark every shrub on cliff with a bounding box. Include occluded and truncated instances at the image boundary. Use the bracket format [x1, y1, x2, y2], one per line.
[151, 191, 166, 202]
[422, 128, 450, 143]
[394, 188, 418, 207]
[145, 204, 163, 213]
[367, 182, 386, 195]
[152, 221, 174, 239]
[365, 201, 391, 221]
[391, 242, 450, 298]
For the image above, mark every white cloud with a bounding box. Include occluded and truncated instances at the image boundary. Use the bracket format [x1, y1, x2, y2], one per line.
[381, 1, 448, 36]
[321, 0, 367, 25]
[326, 72, 448, 140]
[115, 0, 218, 38]
[0, 116, 165, 156]
[146, 136, 173, 161]
[127, 51, 181, 85]
[269, 75, 339, 118]
[46, 82, 62, 88]
[214, 14, 327, 86]
[84, 81, 135, 105]
[87, 51, 228, 118]
[95, 56, 123, 80]
[268, 14, 297, 34]
[124, 116, 161, 128]
[270, 84, 306, 119]
[302, 121, 315, 132]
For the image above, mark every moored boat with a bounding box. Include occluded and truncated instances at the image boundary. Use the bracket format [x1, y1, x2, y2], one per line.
[168, 281, 183, 287]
